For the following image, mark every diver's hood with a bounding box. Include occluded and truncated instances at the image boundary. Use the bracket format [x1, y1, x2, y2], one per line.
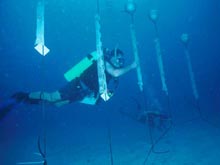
[103, 48, 125, 68]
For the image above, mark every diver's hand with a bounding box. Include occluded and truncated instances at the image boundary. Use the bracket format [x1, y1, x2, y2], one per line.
[131, 60, 139, 69]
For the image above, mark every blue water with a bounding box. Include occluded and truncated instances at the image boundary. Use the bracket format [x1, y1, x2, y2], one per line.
[0, 0, 220, 164]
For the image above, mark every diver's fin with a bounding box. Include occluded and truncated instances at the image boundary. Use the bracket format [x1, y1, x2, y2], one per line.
[0, 92, 31, 121]
[12, 92, 41, 104]
[11, 92, 29, 102]
[0, 99, 17, 121]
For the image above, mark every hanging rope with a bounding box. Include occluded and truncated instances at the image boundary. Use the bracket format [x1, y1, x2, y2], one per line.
[142, 9, 174, 165]
[154, 37, 168, 95]
[38, 83, 47, 165]
[130, 20, 144, 91]
[38, 135, 47, 165]
[34, 0, 50, 56]
[95, 0, 110, 101]
[181, 33, 220, 129]
[125, 1, 144, 91]
[17, 1, 48, 164]
[149, 9, 172, 118]
[149, 10, 168, 96]
[184, 49, 199, 100]
[37, 0, 47, 162]
[108, 127, 114, 165]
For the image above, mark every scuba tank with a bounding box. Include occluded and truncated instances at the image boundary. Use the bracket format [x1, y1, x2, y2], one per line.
[64, 51, 100, 82]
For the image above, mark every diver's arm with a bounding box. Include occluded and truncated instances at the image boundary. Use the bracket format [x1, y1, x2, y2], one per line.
[106, 61, 137, 77]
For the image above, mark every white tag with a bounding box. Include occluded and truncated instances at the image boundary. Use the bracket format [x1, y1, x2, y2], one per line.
[34, 44, 50, 56]
[100, 92, 110, 101]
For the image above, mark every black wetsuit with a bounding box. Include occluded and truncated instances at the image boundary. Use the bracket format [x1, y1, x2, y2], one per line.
[59, 60, 114, 103]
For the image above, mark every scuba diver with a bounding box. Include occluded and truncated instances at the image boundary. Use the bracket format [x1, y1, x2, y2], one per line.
[0, 48, 137, 120]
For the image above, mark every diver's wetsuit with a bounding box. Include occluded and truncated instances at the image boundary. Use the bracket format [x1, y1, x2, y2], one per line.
[58, 60, 114, 103]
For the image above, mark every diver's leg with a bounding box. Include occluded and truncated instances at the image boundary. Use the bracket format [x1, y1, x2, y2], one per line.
[0, 91, 64, 121]
[29, 91, 61, 102]
[29, 91, 70, 107]
[11, 91, 63, 104]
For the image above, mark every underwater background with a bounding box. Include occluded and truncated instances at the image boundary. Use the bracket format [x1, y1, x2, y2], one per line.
[0, 0, 220, 164]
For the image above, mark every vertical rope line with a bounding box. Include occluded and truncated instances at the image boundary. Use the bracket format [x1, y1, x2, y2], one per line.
[129, 15, 144, 91]
[96, 0, 100, 14]
[39, 56, 47, 162]
[108, 127, 114, 165]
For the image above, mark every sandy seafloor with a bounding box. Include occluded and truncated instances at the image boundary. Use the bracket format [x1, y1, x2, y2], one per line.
[1, 103, 220, 165]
